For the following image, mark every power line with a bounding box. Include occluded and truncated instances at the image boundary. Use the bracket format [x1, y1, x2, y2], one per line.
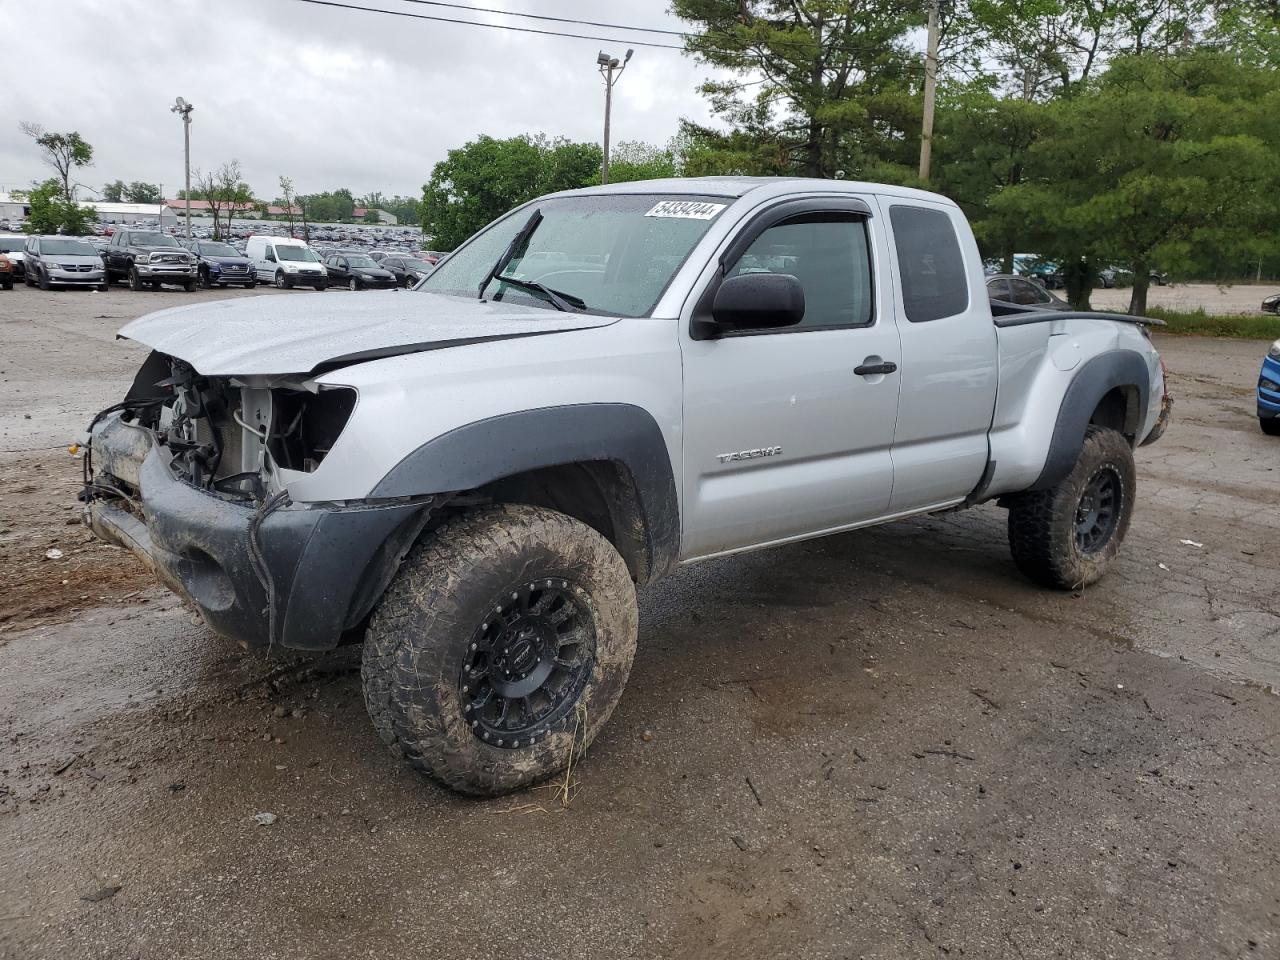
[388, 0, 686, 36]
[291, 0, 686, 48]
[293, 0, 936, 68]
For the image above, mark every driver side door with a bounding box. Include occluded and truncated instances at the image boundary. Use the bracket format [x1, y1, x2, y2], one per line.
[680, 197, 902, 560]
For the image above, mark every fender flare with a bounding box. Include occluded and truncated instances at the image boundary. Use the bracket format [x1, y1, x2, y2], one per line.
[1030, 349, 1150, 491]
[369, 403, 680, 579]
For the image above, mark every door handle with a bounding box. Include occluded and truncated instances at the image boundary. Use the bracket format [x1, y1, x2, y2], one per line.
[854, 360, 898, 376]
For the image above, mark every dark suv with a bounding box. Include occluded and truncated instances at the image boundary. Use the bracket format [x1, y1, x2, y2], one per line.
[103, 229, 197, 291]
[186, 240, 256, 289]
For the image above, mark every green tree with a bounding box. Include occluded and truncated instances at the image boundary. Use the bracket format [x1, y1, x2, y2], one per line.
[23, 179, 95, 235]
[123, 181, 163, 204]
[421, 135, 605, 250]
[989, 52, 1280, 312]
[671, 0, 925, 180]
[196, 161, 253, 239]
[593, 141, 679, 183]
[102, 179, 126, 202]
[19, 123, 93, 203]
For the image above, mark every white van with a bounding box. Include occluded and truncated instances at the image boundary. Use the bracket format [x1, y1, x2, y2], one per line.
[246, 236, 329, 290]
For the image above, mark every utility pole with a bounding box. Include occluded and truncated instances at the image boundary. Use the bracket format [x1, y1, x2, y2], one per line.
[170, 97, 194, 239]
[597, 48, 633, 185]
[917, 0, 939, 183]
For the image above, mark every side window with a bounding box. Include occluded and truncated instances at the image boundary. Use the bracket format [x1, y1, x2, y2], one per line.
[889, 205, 969, 323]
[725, 214, 873, 329]
[1009, 279, 1040, 306]
[987, 278, 1011, 301]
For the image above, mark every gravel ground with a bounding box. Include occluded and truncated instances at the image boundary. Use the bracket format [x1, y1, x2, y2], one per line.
[1, 283, 1278, 960]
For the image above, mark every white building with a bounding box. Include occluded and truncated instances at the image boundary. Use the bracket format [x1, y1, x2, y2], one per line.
[0, 193, 179, 230]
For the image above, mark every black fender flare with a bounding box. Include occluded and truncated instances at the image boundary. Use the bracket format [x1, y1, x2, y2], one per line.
[369, 403, 681, 579]
[1030, 349, 1150, 491]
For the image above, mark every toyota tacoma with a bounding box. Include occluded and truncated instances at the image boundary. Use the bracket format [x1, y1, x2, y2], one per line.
[81, 178, 1170, 795]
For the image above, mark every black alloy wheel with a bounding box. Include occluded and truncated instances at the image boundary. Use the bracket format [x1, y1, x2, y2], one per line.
[458, 579, 596, 748]
[1074, 466, 1122, 554]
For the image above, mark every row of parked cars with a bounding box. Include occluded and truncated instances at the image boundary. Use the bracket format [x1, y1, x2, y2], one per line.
[0, 230, 445, 292]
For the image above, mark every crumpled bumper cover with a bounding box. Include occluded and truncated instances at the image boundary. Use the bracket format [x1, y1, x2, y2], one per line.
[88, 446, 426, 650]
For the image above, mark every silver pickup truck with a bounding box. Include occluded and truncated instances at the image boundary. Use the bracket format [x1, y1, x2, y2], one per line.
[82, 177, 1170, 795]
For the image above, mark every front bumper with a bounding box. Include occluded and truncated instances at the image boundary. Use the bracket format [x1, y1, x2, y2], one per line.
[88, 442, 428, 650]
[48, 268, 106, 284]
[137, 262, 195, 279]
[283, 270, 327, 286]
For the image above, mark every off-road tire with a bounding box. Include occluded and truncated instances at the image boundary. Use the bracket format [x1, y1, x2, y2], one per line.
[1261, 417, 1280, 437]
[1007, 425, 1136, 590]
[128, 266, 144, 291]
[361, 503, 638, 796]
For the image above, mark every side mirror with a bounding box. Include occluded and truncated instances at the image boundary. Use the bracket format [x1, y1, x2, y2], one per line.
[700, 272, 805, 337]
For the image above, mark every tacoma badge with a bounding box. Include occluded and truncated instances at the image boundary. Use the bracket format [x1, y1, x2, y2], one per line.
[716, 446, 783, 464]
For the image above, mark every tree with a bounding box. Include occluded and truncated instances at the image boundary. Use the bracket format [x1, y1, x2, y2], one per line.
[421, 135, 605, 249]
[988, 52, 1280, 312]
[277, 176, 299, 237]
[671, 0, 925, 180]
[196, 161, 252, 239]
[19, 123, 93, 203]
[591, 141, 679, 184]
[123, 181, 163, 204]
[23, 179, 95, 235]
[102, 180, 126, 202]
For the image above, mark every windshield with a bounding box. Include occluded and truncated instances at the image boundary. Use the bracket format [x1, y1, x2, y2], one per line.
[132, 232, 178, 247]
[200, 242, 240, 257]
[0, 238, 25, 252]
[346, 255, 378, 268]
[420, 194, 731, 316]
[41, 239, 98, 256]
[403, 259, 430, 270]
[277, 245, 319, 262]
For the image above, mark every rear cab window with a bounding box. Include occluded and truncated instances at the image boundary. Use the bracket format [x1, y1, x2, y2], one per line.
[888, 205, 969, 323]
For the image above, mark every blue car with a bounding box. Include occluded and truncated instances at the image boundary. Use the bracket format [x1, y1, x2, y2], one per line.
[1259, 339, 1280, 436]
[187, 239, 256, 289]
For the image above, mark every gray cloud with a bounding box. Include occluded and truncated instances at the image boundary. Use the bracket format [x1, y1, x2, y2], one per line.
[1, 0, 724, 201]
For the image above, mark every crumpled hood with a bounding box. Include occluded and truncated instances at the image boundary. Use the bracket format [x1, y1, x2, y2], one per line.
[118, 290, 618, 376]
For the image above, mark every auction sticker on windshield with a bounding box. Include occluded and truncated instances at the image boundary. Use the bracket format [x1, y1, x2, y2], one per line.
[644, 200, 727, 220]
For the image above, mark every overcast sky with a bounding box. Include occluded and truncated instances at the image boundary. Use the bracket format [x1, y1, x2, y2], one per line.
[1, 0, 727, 201]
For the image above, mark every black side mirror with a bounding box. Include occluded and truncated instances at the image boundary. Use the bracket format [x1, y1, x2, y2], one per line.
[699, 272, 805, 338]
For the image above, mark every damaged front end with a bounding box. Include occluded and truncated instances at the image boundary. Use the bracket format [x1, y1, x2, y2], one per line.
[81, 351, 433, 652]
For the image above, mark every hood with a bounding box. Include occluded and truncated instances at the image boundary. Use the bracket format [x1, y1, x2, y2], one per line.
[137, 244, 187, 253]
[117, 290, 619, 376]
[206, 255, 251, 265]
[354, 267, 394, 277]
[52, 254, 104, 264]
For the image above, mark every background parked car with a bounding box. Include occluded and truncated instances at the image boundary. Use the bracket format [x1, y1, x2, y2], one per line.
[187, 240, 256, 289]
[0, 235, 27, 279]
[0, 253, 13, 290]
[103, 229, 196, 291]
[1258, 340, 1280, 436]
[986, 274, 1071, 311]
[246, 236, 328, 290]
[23, 236, 108, 291]
[323, 253, 397, 290]
[1262, 293, 1280, 315]
[379, 255, 434, 287]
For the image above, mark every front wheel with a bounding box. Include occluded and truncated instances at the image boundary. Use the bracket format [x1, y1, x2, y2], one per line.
[197, 268, 210, 289]
[128, 266, 144, 291]
[37, 268, 50, 291]
[1007, 426, 1136, 589]
[1261, 417, 1280, 437]
[245, 280, 257, 289]
[362, 504, 638, 796]
[348, 277, 359, 292]
[275, 271, 290, 290]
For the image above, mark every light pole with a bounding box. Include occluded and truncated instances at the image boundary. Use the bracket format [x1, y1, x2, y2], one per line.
[170, 97, 194, 239]
[597, 49, 632, 185]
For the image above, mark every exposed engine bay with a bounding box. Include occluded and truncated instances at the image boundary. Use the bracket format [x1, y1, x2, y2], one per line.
[84, 350, 357, 506]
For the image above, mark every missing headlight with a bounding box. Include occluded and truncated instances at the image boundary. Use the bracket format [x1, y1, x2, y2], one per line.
[267, 387, 357, 473]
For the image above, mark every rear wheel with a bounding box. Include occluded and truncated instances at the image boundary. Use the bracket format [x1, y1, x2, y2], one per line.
[1007, 426, 1136, 589]
[1261, 417, 1280, 437]
[362, 504, 638, 796]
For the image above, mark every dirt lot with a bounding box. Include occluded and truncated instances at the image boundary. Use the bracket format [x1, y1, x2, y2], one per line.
[2, 283, 1278, 960]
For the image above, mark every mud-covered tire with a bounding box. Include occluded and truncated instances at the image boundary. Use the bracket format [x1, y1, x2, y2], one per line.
[361, 503, 638, 796]
[1007, 425, 1136, 590]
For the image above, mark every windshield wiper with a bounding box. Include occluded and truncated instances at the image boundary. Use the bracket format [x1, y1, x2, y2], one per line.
[478, 209, 542, 299]
[491, 274, 586, 312]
